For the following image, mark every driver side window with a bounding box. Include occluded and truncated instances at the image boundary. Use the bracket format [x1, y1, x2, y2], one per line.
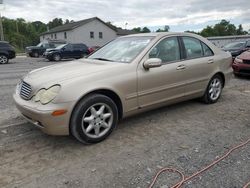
[64, 44, 73, 51]
[149, 37, 180, 63]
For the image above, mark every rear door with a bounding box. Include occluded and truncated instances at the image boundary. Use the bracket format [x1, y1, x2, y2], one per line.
[179, 36, 216, 96]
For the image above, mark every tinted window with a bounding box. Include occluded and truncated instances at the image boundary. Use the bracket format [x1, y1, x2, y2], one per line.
[44, 43, 50, 48]
[182, 37, 203, 59]
[202, 42, 213, 56]
[49, 43, 56, 48]
[224, 42, 245, 48]
[64, 44, 73, 51]
[149, 37, 180, 63]
[73, 44, 87, 50]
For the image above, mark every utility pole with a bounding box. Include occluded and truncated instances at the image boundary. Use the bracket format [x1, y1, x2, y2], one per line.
[0, 13, 4, 41]
[0, 0, 4, 41]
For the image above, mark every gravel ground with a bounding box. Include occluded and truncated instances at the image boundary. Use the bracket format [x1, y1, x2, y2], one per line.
[0, 57, 249, 188]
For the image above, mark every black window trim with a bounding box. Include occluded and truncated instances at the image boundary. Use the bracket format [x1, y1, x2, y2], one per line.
[99, 32, 103, 39]
[180, 36, 214, 61]
[90, 31, 94, 39]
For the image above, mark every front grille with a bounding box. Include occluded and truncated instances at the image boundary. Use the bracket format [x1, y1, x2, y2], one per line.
[20, 81, 32, 100]
[243, 60, 250, 64]
[239, 69, 250, 74]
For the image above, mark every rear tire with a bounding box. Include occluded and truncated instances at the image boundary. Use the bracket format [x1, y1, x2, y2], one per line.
[202, 75, 223, 104]
[70, 94, 118, 144]
[0, 54, 9, 64]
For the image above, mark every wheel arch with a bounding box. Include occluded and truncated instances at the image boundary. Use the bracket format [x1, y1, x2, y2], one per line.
[0, 52, 9, 58]
[71, 89, 123, 122]
[213, 72, 225, 87]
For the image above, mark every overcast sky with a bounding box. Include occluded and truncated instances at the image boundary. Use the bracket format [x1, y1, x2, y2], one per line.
[1, 0, 250, 32]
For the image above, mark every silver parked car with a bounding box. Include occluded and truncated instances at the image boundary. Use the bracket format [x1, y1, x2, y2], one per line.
[14, 32, 232, 144]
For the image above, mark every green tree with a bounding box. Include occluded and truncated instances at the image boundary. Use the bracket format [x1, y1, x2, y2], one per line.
[47, 18, 63, 30]
[132, 27, 150, 33]
[200, 20, 248, 37]
[156, 25, 170, 32]
[132, 27, 142, 32]
[237, 24, 248, 35]
[141, 27, 150, 33]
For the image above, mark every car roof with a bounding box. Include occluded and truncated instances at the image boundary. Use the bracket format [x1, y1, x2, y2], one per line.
[0, 41, 9, 44]
[121, 32, 200, 38]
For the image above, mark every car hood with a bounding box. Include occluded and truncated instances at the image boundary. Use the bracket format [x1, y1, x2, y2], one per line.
[24, 59, 124, 87]
[222, 48, 241, 52]
[26, 46, 41, 50]
[238, 50, 250, 60]
[46, 48, 59, 52]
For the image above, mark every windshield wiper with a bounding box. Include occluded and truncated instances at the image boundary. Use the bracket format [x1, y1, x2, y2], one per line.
[91, 58, 114, 62]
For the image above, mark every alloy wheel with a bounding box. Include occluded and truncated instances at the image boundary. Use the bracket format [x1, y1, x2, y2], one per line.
[208, 78, 222, 101]
[0, 55, 8, 64]
[81, 103, 113, 139]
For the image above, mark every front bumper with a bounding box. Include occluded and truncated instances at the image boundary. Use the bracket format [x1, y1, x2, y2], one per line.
[13, 93, 75, 135]
[44, 52, 54, 59]
[232, 62, 250, 76]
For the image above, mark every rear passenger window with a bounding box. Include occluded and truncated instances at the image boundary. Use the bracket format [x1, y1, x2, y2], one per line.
[201, 42, 213, 56]
[182, 37, 203, 59]
[149, 37, 180, 63]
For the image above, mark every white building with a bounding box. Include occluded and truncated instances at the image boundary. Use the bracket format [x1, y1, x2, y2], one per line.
[207, 35, 250, 48]
[40, 17, 136, 47]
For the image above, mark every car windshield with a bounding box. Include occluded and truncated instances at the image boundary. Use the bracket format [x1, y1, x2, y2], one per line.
[224, 42, 245, 49]
[36, 42, 44, 47]
[55, 44, 67, 49]
[88, 36, 154, 63]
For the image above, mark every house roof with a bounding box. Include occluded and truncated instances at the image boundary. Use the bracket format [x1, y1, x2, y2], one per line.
[41, 17, 137, 36]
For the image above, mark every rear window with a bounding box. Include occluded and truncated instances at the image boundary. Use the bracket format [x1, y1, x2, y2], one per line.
[182, 37, 203, 59]
[182, 37, 214, 59]
[0, 42, 10, 48]
[73, 44, 88, 50]
[201, 42, 214, 56]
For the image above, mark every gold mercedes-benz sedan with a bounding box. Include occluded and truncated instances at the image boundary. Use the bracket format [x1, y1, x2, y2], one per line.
[14, 32, 232, 143]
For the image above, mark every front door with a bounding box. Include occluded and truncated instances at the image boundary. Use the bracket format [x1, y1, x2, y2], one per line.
[137, 36, 188, 108]
[62, 44, 73, 58]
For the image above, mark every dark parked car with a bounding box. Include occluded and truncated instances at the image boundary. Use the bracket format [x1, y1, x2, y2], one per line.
[25, 40, 65, 57]
[232, 50, 250, 76]
[44, 43, 89, 61]
[0, 41, 16, 64]
[222, 40, 250, 57]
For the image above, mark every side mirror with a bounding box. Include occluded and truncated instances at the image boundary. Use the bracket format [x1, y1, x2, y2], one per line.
[143, 58, 162, 69]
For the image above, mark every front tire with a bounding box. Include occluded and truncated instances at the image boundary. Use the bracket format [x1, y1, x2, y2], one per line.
[33, 52, 39, 58]
[70, 94, 118, 144]
[0, 54, 9, 64]
[202, 75, 223, 104]
[53, 54, 61, 61]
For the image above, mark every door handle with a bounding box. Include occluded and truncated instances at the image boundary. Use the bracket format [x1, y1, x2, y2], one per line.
[208, 59, 214, 64]
[176, 64, 186, 70]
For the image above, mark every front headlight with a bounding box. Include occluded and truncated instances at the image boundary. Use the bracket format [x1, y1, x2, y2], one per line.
[33, 85, 61, 104]
[235, 56, 243, 63]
